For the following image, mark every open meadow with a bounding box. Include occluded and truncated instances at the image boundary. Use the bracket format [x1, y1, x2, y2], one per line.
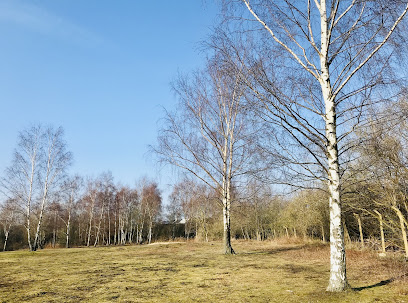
[0, 240, 407, 303]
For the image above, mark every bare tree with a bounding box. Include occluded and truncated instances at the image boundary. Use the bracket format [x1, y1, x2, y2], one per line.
[349, 110, 408, 256]
[32, 127, 72, 251]
[170, 180, 198, 240]
[1, 125, 72, 251]
[1, 125, 42, 251]
[92, 173, 115, 247]
[116, 186, 138, 244]
[167, 187, 183, 239]
[84, 179, 99, 247]
[0, 199, 18, 251]
[219, 0, 408, 290]
[154, 56, 255, 254]
[170, 179, 218, 242]
[59, 175, 83, 248]
[140, 182, 162, 244]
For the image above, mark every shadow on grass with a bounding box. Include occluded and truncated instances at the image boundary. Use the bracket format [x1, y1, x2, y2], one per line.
[240, 245, 305, 256]
[353, 273, 407, 291]
[352, 278, 394, 291]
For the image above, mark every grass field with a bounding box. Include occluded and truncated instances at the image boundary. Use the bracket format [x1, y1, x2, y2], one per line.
[0, 240, 407, 302]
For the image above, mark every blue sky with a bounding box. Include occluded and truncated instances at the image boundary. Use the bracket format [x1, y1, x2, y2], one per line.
[0, 0, 220, 196]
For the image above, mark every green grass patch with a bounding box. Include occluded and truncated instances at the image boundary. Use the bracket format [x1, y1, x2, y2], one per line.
[0, 240, 407, 302]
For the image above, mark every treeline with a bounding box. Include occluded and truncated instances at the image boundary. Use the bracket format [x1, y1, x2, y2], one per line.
[1, 124, 408, 253]
[0, 171, 163, 251]
[0, 125, 164, 251]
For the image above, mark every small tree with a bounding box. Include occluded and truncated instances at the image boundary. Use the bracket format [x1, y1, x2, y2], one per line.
[154, 56, 256, 254]
[1, 125, 72, 251]
[140, 181, 162, 244]
[59, 175, 83, 248]
[0, 199, 18, 251]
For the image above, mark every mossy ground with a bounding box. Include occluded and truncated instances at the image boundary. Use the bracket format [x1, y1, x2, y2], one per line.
[0, 240, 407, 302]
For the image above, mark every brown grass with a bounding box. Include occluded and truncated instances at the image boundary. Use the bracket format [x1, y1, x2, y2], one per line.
[0, 240, 407, 302]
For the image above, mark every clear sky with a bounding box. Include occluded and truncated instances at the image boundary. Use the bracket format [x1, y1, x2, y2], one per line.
[0, 0, 220, 196]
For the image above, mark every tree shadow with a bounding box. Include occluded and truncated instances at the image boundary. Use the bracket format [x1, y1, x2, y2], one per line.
[241, 245, 305, 256]
[352, 278, 394, 291]
[353, 273, 407, 291]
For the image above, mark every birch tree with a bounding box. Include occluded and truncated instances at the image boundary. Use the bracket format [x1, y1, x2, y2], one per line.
[1, 125, 72, 251]
[167, 187, 183, 239]
[220, 0, 408, 290]
[59, 175, 82, 248]
[1, 125, 42, 251]
[140, 182, 162, 244]
[84, 179, 99, 247]
[154, 57, 255, 254]
[0, 199, 18, 251]
[32, 126, 72, 251]
[116, 186, 138, 244]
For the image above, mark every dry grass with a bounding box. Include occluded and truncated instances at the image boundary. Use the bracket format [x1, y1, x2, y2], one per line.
[0, 240, 407, 302]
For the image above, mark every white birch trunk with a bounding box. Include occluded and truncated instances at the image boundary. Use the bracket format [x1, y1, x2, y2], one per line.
[148, 219, 152, 244]
[3, 231, 9, 251]
[94, 201, 105, 247]
[25, 151, 37, 251]
[374, 210, 386, 254]
[66, 216, 70, 248]
[33, 182, 49, 251]
[222, 195, 233, 254]
[65, 189, 74, 248]
[319, 0, 347, 291]
[114, 210, 117, 245]
[87, 201, 94, 247]
[222, 133, 234, 254]
[3, 217, 13, 251]
[107, 207, 111, 245]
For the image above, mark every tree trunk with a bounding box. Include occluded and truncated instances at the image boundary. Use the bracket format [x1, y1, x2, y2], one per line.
[284, 227, 289, 238]
[139, 219, 144, 244]
[87, 211, 93, 247]
[354, 213, 364, 249]
[107, 207, 111, 245]
[33, 187, 48, 251]
[374, 210, 385, 254]
[114, 210, 117, 245]
[392, 206, 408, 258]
[94, 202, 105, 247]
[129, 213, 134, 244]
[52, 210, 57, 248]
[148, 220, 152, 244]
[342, 219, 351, 244]
[326, 182, 347, 292]
[321, 224, 326, 243]
[66, 201, 72, 248]
[78, 221, 82, 245]
[319, 1, 347, 290]
[26, 219, 32, 251]
[222, 196, 234, 254]
[66, 220, 70, 248]
[185, 221, 189, 240]
[3, 229, 9, 251]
